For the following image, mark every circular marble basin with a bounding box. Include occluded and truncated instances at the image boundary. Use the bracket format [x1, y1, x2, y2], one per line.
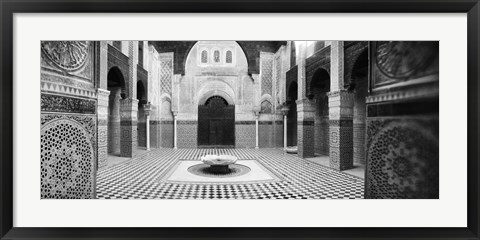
[200, 155, 238, 173]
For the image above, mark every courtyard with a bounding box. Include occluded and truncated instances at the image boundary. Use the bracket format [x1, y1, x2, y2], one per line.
[97, 148, 364, 199]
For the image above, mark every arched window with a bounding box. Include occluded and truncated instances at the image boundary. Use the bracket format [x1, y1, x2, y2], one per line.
[226, 50, 232, 63]
[201, 50, 208, 63]
[214, 50, 220, 63]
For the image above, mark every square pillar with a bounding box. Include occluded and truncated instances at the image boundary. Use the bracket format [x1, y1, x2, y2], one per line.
[328, 90, 354, 170]
[97, 89, 110, 169]
[120, 98, 139, 158]
[296, 99, 315, 158]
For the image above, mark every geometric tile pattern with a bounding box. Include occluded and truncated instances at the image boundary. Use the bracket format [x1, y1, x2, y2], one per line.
[160, 122, 174, 148]
[297, 122, 315, 158]
[275, 55, 282, 106]
[366, 118, 439, 199]
[353, 123, 366, 165]
[160, 54, 173, 95]
[261, 54, 274, 96]
[177, 122, 197, 148]
[41, 118, 95, 199]
[96, 148, 364, 199]
[329, 121, 354, 171]
[235, 124, 255, 148]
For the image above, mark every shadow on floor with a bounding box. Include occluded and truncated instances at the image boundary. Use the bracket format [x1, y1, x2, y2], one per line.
[107, 147, 149, 168]
[304, 155, 365, 179]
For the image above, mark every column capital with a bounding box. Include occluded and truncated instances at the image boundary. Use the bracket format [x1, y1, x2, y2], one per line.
[328, 90, 354, 120]
[120, 98, 139, 109]
[144, 102, 152, 116]
[280, 104, 290, 115]
[296, 98, 315, 112]
[327, 89, 354, 98]
[97, 88, 110, 98]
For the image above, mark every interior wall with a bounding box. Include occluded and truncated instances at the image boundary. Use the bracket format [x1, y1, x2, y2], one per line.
[40, 41, 97, 199]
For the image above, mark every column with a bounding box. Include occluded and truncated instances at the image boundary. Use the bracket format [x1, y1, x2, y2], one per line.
[173, 111, 178, 149]
[284, 115, 287, 150]
[296, 99, 315, 158]
[144, 102, 152, 150]
[281, 105, 289, 151]
[328, 41, 354, 170]
[96, 41, 109, 169]
[295, 41, 315, 158]
[255, 112, 259, 149]
[120, 98, 139, 158]
[97, 89, 110, 169]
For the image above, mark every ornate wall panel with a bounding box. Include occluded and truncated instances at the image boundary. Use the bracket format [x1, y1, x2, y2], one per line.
[275, 55, 282, 106]
[41, 41, 97, 199]
[160, 121, 174, 148]
[366, 117, 438, 198]
[371, 41, 439, 90]
[261, 54, 274, 96]
[159, 53, 174, 95]
[261, 100, 273, 114]
[235, 123, 256, 148]
[365, 41, 439, 199]
[41, 41, 97, 99]
[275, 121, 284, 148]
[259, 122, 274, 148]
[177, 121, 198, 148]
[41, 114, 96, 199]
[41, 94, 96, 114]
[41, 41, 93, 80]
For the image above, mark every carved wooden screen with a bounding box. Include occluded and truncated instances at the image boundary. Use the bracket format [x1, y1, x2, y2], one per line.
[198, 96, 235, 147]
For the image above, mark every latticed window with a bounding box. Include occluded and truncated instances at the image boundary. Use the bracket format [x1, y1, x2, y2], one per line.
[201, 50, 208, 63]
[214, 50, 220, 63]
[226, 50, 233, 63]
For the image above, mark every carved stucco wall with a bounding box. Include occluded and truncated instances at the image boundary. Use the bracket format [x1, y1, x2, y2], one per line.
[40, 41, 97, 199]
[365, 41, 439, 199]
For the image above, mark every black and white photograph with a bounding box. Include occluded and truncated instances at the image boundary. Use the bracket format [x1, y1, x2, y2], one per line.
[40, 40, 439, 200]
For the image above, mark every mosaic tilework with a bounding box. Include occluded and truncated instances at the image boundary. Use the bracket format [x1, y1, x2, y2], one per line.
[177, 122, 197, 148]
[235, 124, 255, 148]
[150, 122, 160, 148]
[160, 122, 174, 148]
[314, 118, 329, 156]
[329, 120, 354, 171]
[366, 117, 438, 199]
[275, 122, 284, 148]
[120, 98, 138, 158]
[259, 123, 274, 148]
[297, 121, 315, 158]
[353, 123, 366, 165]
[97, 148, 364, 199]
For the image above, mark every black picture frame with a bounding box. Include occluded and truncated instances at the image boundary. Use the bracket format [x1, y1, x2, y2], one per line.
[1, 1, 479, 239]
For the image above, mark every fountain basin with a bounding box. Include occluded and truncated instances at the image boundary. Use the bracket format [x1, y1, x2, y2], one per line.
[200, 155, 238, 173]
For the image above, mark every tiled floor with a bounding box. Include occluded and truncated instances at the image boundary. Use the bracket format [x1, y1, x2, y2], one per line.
[96, 148, 364, 199]
[305, 155, 366, 179]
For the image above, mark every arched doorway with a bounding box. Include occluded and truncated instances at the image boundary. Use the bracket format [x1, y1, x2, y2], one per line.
[287, 82, 298, 146]
[197, 96, 235, 147]
[137, 81, 147, 148]
[309, 68, 330, 156]
[351, 49, 369, 165]
[107, 67, 125, 156]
